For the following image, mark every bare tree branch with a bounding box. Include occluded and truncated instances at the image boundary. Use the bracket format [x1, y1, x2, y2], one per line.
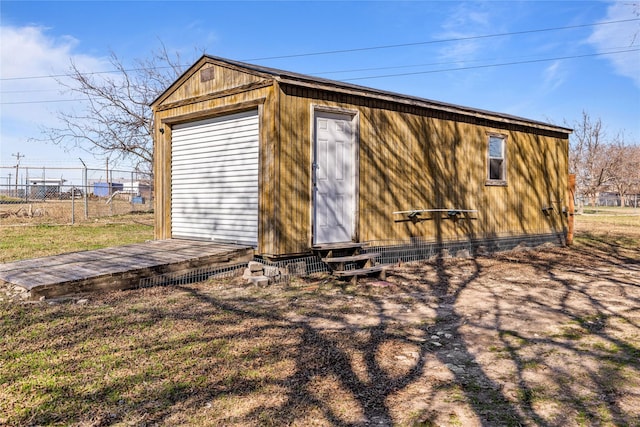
[41, 45, 193, 171]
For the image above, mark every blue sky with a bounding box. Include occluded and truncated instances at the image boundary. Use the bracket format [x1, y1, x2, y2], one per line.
[1, 0, 639, 182]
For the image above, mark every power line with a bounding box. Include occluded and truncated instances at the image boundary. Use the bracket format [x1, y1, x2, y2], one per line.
[2, 44, 634, 95]
[1, 48, 637, 105]
[0, 17, 637, 82]
[0, 88, 60, 94]
[244, 18, 640, 61]
[343, 48, 640, 81]
[1, 99, 83, 105]
[0, 65, 178, 82]
[313, 45, 639, 76]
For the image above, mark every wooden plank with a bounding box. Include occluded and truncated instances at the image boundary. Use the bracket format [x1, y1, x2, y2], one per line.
[322, 253, 380, 263]
[567, 173, 576, 245]
[333, 265, 385, 277]
[312, 242, 365, 250]
[161, 98, 267, 125]
[261, 82, 278, 255]
[393, 209, 478, 214]
[0, 241, 253, 299]
[156, 81, 272, 112]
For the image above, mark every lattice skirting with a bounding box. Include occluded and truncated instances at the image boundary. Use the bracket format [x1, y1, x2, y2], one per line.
[138, 232, 566, 288]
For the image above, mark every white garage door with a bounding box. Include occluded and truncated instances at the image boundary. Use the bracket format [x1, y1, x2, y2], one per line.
[171, 109, 259, 246]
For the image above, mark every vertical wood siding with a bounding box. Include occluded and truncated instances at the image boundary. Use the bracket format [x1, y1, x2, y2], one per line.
[154, 60, 568, 257]
[160, 64, 267, 105]
[275, 85, 568, 255]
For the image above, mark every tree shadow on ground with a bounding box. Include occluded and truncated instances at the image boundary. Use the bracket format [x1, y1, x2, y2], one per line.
[2, 234, 638, 426]
[176, 256, 532, 426]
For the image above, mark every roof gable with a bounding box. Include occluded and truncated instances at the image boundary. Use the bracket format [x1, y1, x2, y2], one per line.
[151, 56, 275, 108]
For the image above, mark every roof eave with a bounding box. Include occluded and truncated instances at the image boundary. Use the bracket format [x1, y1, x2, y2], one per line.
[153, 54, 572, 135]
[275, 75, 572, 135]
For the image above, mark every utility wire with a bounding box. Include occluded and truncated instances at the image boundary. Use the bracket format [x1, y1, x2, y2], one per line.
[0, 99, 84, 105]
[2, 44, 635, 94]
[2, 48, 638, 105]
[313, 45, 639, 76]
[0, 17, 637, 82]
[0, 88, 60, 94]
[344, 48, 640, 81]
[244, 18, 640, 61]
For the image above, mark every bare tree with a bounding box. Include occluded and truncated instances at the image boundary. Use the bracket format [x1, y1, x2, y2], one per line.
[45, 44, 190, 171]
[609, 142, 640, 207]
[631, 145, 640, 207]
[569, 111, 616, 206]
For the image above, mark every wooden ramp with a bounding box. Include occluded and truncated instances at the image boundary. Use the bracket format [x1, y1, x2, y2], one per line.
[0, 240, 253, 300]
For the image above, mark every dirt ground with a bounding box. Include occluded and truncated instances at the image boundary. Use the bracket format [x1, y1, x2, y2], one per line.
[1, 220, 639, 426]
[184, 223, 639, 426]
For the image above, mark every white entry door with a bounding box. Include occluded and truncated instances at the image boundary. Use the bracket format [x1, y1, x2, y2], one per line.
[313, 111, 357, 245]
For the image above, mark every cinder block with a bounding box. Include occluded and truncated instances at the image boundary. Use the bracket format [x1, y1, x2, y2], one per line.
[248, 261, 264, 272]
[248, 275, 270, 287]
[242, 268, 263, 279]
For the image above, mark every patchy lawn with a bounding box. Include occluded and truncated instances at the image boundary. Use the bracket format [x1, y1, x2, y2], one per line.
[0, 218, 639, 426]
[0, 213, 154, 263]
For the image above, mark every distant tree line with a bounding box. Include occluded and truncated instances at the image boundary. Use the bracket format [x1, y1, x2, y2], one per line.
[569, 111, 640, 207]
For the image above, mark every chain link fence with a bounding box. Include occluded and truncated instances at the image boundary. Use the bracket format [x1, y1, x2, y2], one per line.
[0, 165, 153, 225]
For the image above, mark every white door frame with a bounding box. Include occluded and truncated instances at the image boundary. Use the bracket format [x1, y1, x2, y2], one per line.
[311, 105, 359, 246]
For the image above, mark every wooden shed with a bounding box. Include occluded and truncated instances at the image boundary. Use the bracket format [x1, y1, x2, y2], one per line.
[152, 55, 571, 261]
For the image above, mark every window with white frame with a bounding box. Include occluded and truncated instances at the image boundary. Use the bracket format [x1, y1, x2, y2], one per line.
[487, 134, 506, 183]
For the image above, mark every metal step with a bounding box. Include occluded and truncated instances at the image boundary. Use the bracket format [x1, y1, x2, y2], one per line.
[322, 252, 380, 264]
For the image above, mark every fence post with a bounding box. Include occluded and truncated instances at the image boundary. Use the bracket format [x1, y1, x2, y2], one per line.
[25, 168, 29, 202]
[130, 170, 134, 211]
[109, 166, 113, 216]
[79, 158, 88, 219]
[42, 167, 46, 200]
[567, 174, 576, 246]
[71, 187, 75, 225]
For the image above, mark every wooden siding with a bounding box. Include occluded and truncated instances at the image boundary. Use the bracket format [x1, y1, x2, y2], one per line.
[158, 62, 269, 107]
[274, 84, 568, 255]
[152, 59, 279, 254]
[153, 58, 569, 257]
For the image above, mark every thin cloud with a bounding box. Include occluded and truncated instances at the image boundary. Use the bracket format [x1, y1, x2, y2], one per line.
[588, 2, 640, 86]
[435, 2, 506, 73]
[0, 25, 110, 168]
[542, 60, 566, 92]
[0, 25, 106, 126]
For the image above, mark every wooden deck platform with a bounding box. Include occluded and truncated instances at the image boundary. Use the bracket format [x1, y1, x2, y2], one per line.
[0, 239, 253, 300]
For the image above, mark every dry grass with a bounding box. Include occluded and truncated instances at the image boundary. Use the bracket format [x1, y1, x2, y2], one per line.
[0, 198, 152, 226]
[0, 213, 154, 263]
[0, 214, 639, 426]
